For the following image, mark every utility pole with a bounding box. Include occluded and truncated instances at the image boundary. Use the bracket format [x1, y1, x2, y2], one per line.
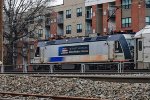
[0, 0, 4, 73]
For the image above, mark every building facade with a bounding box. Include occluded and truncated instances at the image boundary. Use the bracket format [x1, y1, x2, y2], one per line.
[116, 0, 150, 33]
[50, 0, 86, 38]
[85, 0, 116, 37]
[49, 0, 150, 38]
[10, 0, 150, 71]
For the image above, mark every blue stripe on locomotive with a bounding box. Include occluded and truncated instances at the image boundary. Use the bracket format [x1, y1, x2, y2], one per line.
[49, 57, 64, 62]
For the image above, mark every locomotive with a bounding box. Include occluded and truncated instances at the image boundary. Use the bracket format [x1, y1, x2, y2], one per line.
[31, 25, 150, 71]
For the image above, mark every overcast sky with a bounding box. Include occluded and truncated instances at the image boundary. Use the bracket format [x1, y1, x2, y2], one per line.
[49, 0, 63, 6]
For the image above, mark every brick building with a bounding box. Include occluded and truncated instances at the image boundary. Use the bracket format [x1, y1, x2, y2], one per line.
[116, 0, 150, 33]
[85, 0, 116, 36]
[49, 0, 150, 37]
[12, 0, 150, 71]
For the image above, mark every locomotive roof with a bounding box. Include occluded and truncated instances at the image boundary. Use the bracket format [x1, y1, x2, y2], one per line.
[37, 34, 126, 47]
[134, 25, 150, 38]
[46, 35, 108, 45]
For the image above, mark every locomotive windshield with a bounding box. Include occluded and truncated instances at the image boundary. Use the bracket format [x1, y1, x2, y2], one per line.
[126, 39, 134, 49]
[35, 47, 40, 57]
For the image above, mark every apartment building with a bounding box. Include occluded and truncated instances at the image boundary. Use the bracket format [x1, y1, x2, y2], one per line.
[32, 0, 150, 39]
[50, 0, 85, 38]
[85, 0, 116, 36]
[116, 0, 150, 33]
[50, 0, 118, 38]
[84, 0, 150, 35]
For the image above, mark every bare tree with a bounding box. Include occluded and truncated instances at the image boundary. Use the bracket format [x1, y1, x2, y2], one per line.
[3, 0, 51, 71]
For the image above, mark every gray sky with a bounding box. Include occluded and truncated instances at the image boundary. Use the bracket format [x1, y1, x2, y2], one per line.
[49, 0, 63, 6]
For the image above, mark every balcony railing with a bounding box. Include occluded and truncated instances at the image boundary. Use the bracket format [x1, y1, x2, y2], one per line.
[85, 30, 92, 36]
[45, 18, 50, 27]
[37, 19, 43, 23]
[108, 7, 116, 17]
[86, 13, 92, 20]
[57, 17, 64, 24]
[57, 32, 64, 36]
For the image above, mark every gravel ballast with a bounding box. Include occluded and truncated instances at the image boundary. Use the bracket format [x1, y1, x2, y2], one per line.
[0, 75, 150, 100]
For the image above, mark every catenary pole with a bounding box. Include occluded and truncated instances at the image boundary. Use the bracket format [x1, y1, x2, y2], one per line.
[0, 0, 4, 73]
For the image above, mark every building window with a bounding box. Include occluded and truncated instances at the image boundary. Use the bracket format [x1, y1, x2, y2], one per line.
[66, 25, 71, 34]
[146, 17, 150, 25]
[38, 29, 43, 37]
[146, 0, 150, 8]
[77, 8, 82, 17]
[77, 24, 82, 33]
[121, 0, 132, 9]
[122, 17, 131, 28]
[66, 9, 71, 18]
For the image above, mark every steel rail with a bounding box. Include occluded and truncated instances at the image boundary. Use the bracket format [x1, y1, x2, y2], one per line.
[1, 73, 150, 82]
[0, 69, 150, 74]
[0, 92, 99, 100]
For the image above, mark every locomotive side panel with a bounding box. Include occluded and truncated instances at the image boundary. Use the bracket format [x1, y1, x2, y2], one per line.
[134, 25, 150, 69]
[143, 34, 150, 63]
[44, 41, 110, 63]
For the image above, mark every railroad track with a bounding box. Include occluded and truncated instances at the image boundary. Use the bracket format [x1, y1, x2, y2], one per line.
[0, 92, 99, 100]
[1, 72, 150, 82]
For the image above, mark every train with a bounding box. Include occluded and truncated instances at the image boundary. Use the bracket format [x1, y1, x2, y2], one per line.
[31, 25, 150, 71]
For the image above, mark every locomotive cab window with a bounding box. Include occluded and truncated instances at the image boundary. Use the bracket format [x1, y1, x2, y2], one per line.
[35, 47, 40, 57]
[115, 41, 122, 53]
[138, 41, 142, 51]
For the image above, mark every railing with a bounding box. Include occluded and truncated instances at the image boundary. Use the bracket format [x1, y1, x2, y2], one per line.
[35, 18, 43, 23]
[57, 32, 64, 36]
[57, 17, 63, 24]
[85, 30, 92, 36]
[108, 7, 116, 17]
[45, 18, 50, 26]
[86, 13, 92, 19]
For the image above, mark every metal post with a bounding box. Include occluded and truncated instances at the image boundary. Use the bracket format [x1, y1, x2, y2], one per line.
[118, 63, 120, 73]
[120, 62, 122, 73]
[81, 64, 85, 73]
[1, 65, 4, 73]
[0, 0, 4, 73]
[119, 62, 123, 73]
[23, 48, 27, 73]
[118, 62, 122, 73]
[122, 62, 124, 73]
[49, 64, 53, 73]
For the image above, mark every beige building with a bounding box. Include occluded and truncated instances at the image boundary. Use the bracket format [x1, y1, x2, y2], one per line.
[50, 0, 86, 38]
